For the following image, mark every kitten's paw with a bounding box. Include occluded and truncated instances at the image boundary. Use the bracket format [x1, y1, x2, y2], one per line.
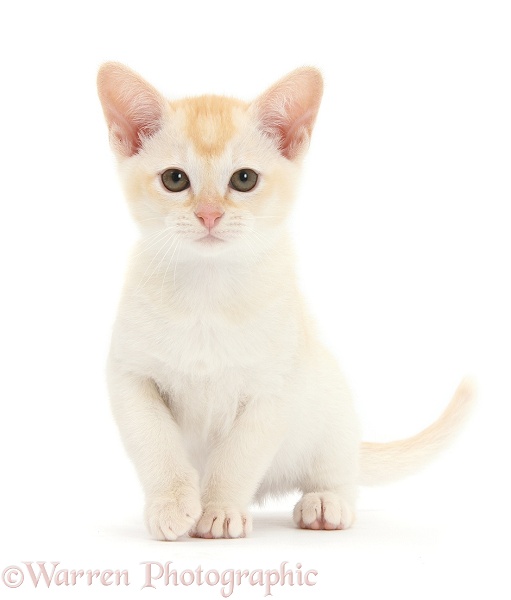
[145, 487, 202, 541]
[190, 506, 253, 539]
[293, 492, 355, 531]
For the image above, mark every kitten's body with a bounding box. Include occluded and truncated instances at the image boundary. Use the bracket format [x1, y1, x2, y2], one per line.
[98, 64, 473, 540]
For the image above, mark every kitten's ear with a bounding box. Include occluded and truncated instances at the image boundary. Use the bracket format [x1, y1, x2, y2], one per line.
[97, 62, 166, 157]
[252, 67, 323, 161]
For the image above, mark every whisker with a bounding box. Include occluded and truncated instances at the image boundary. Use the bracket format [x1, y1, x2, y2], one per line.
[133, 226, 181, 258]
[245, 215, 283, 219]
[135, 233, 178, 292]
[173, 241, 183, 288]
[136, 226, 176, 250]
[149, 235, 180, 290]
[160, 238, 182, 300]
[140, 224, 181, 243]
[238, 233, 260, 263]
[242, 226, 273, 262]
[138, 216, 166, 223]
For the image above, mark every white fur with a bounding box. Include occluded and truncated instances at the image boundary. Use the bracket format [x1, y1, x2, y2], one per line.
[99, 64, 473, 540]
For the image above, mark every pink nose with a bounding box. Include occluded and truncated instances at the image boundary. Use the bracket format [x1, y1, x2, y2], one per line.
[195, 207, 224, 230]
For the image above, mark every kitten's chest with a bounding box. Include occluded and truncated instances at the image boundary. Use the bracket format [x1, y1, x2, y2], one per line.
[125, 285, 296, 378]
[114, 257, 302, 394]
[150, 310, 266, 376]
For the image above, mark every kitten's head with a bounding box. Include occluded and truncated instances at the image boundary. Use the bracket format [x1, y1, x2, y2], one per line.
[97, 63, 323, 261]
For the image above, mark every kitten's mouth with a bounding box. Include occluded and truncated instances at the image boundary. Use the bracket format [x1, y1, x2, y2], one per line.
[197, 233, 224, 244]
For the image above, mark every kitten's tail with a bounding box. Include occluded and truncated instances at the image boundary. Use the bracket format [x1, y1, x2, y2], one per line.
[359, 378, 475, 486]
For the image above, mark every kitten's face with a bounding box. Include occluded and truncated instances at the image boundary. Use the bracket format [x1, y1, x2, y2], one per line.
[98, 64, 323, 262]
[118, 96, 299, 260]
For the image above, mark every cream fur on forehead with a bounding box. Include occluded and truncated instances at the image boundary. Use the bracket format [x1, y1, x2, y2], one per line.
[97, 63, 323, 161]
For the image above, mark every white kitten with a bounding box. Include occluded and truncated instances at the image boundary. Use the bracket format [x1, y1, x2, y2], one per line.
[97, 63, 473, 540]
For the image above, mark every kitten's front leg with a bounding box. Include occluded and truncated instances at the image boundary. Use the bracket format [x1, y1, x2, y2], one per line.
[107, 361, 202, 541]
[192, 395, 288, 539]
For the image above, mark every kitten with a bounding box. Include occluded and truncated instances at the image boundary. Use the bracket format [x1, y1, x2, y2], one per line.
[97, 63, 473, 540]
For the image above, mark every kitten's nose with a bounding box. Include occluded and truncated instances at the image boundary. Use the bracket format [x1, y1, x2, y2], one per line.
[195, 207, 224, 230]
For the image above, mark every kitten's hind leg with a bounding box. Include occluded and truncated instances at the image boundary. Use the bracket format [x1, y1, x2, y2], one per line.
[293, 488, 356, 530]
[294, 433, 359, 531]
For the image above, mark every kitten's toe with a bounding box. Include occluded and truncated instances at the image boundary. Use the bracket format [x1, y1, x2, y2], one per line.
[190, 506, 252, 539]
[293, 492, 355, 531]
[145, 488, 202, 541]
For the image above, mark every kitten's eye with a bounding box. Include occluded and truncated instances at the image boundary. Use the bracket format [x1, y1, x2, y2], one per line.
[161, 169, 190, 192]
[229, 169, 258, 192]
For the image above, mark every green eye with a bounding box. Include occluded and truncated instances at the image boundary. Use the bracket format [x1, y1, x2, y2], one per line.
[229, 169, 258, 192]
[161, 169, 190, 192]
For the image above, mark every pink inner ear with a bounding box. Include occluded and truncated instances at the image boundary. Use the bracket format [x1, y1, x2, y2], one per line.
[279, 108, 317, 159]
[254, 68, 323, 160]
[106, 106, 143, 155]
[97, 63, 165, 157]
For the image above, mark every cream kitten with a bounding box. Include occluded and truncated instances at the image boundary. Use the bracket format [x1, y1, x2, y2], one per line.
[97, 63, 473, 540]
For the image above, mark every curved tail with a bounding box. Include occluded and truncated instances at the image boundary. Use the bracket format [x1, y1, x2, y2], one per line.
[359, 378, 475, 486]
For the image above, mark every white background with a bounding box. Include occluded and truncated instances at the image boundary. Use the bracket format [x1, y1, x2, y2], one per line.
[1, 1, 510, 598]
